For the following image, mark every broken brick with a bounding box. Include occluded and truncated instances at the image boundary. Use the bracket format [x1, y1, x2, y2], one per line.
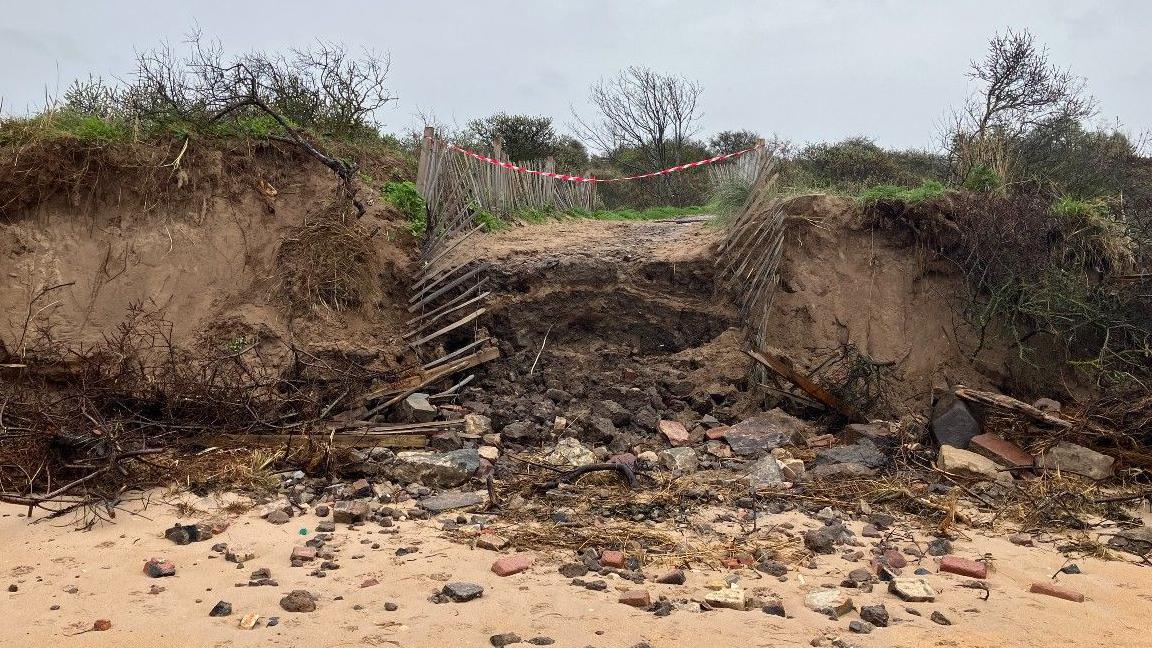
[491, 554, 535, 576]
[1029, 581, 1084, 602]
[600, 549, 626, 568]
[291, 546, 317, 562]
[618, 589, 651, 608]
[939, 555, 987, 579]
[969, 433, 1034, 468]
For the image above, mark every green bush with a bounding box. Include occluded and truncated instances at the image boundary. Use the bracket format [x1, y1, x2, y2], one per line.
[382, 181, 427, 235]
[963, 164, 1001, 192]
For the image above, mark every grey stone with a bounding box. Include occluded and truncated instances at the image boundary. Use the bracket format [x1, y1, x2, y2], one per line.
[930, 611, 952, 625]
[756, 560, 788, 577]
[859, 604, 889, 627]
[527, 637, 555, 646]
[500, 421, 536, 441]
[930, 393, 981, 449]
[400, 393, 438, 423]
[803, 588, 854, 618]
[656, 569, 686, 585]
[725, 409, 807, 457]
[658, 447, 698, 473]
[1036, 442, 1115, 480]
[385, 449, 480, 488]
[1032, 397, 1062, 413]
[442, 582, 484, 602]
[761, 600, 786, 617]
[744, 455, 785, 487]
[418, 491, 484, 513]
[546, 438, 597, 467]
[592, 400, 631, 426]
[265, 510, 291, 525]
[490, 633, 522, 646]
[209, 601, 232, 617]
[815, 438, 887, 470]
[332, 500, 370, 524]
[1106, 526, 1152, 554]
[805, 462, 877, 480]
[279, 590, 317, 612]
[848, 620, 874, 634]
[927, 538, 952, 556]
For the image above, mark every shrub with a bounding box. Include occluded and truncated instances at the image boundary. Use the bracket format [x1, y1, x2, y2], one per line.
[963, 164, 1002, 192]
[859, 180, 949, 205]
[382, 181, 426, 235]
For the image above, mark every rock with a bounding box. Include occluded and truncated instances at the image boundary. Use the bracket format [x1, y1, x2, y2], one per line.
[803, 588, 854, 618]
[92, 619, 112, 631]
[385, 602, 399, 611]
[332, 500, 369, 524]
[315, 521, 335, 533]
[361, 578, 379, 588]
[725, 409, 807, 457]
[814, 438, 887, 470]
[744, 455, 785, 487]
[265, 510, 291, 525]
[937, 445, 1012, 483]
[442, 582, 484, 602]
[558, 563, 588, 578]
[477, 535, 510, 551]
[888, 578, 936, 602]
[419, 491, 484, 513]
[501, 421, 535, 441]
[761, 600, 786, 616]
[225, 548, 256, 563]
[859, 603, 889, 627]
[658, 420, 690, 446]
[1029, 581, 1084, 602]
[756, 560, 788, 577]
[1107, 526, 1152, 555]
[209, 601, 233, 617]
[491, 554, 535, 576]
[969, 433, 1033, 468]
[656, 569, 685, 585]
[636, 451, 658, 464]
[1032, 397, 1062, 413]
[848, 620, 874, 634]
[882, 549, 907, 569]
[593, 400, 631, 426]
[930, 611, 952, 625]
[527, 637, 555, 646]
[619, 589, 651, 607]
[143, 558, 176, 578]
[600, 550, 626, 568]
[779, 458, 806, 481]
[279, 590, 318, 612]
[545, 437, 597, 467]
[314, 505, 330, 517]
[1008, 533, 1034, 546]
[400, 392, 438, 423]
[658, 447, 698, 474]
[927, 538, 952, 556]
[464, 413, 493, 436]
[385, 449, 480, 488]
[930, 393, 981, 449]
[705, 587, 747, 610]
[805, 462, 877, 480]
[165, 522, 213, 545]
[490, 633, 523, 646]
[479, 445, 500, 461]
[803, 525, 843, 554]
[939, 555, 987, 579]
[1036, 442, 1115, 480]
[1060, 564, 1081, 574]
[239, 612, 261, 629]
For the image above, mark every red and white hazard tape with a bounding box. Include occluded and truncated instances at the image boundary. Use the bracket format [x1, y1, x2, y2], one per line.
[446, 142, 762, 183]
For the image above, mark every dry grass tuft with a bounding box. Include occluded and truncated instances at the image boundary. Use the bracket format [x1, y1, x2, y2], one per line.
[274, 200, 380, 312]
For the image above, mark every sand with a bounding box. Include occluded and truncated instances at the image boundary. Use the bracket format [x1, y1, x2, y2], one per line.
[2, 494, 1150, 648]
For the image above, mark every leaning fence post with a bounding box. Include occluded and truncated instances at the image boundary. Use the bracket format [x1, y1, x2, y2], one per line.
[416, 126, 435, 194]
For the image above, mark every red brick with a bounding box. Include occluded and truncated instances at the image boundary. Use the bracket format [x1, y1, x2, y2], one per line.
[970, 433, 1034, 468]
[600, 549, 626, 568]
[658, 420, 690, 446]
[1029, 581, 1084, 602]
[491, 553, 535, 576]
[618, 589, 651, 607]
[291, 546, 317, 561]
[939, 555, 987, 579]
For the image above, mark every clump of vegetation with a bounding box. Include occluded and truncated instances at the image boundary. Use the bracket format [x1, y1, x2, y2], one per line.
[382, 181, 427, 235]
[275, 203, 379, 312]
[859, 180, 950, 205]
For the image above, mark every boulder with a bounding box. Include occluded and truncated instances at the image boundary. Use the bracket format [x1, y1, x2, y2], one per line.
[419, 491, 484, 513]
[384, 449, 480, 488]
[937, 445, 1012, 483]
[814, 438, 887, 470]
[1036, 441, 1114, 480]
[930, 393, 981, 449]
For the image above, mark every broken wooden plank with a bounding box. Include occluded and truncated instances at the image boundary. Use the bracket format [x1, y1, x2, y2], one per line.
[746, 349, 868, 424]
[367, 345, 501, 401]
[193, 433, 429, 450]
[323, 419, 464, 433]
[404, 290, 490, 339]
[408, 307, 486, 348]
[404, 282, 489, 327]
[421, 337, 491, 370]
[407, 264, 486, 312]
[953, 386, 1073, 429]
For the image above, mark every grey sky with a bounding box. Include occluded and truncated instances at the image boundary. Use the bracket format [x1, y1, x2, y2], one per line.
[1, 0, 1149, 150]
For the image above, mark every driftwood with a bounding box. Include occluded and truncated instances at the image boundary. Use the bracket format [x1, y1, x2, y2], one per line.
[953, 386, 1072, 429]
[746, 349, 868, 423]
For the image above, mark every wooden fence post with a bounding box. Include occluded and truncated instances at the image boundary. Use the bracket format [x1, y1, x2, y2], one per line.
[416, 126, 435, 194]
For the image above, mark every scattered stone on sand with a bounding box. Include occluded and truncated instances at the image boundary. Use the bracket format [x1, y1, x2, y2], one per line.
[937, 445, 1012, 483]
[491, 554, 535, 576]
[419, 491, 485, 513]
[265, 509, 291, 525]
[888, 578, 936, 602]
[705, 587, 747, 610]
[490, 632, 523, 646]
[859, 604, 890, 627]
[442, 582, 484, 602]
[143, 558, 176, 578]
[849, 620, 874, 634]
[619, 589, 651, 607]
[655, 569, 686, 585]
[93, 619, 112, 631]
[239, 613, 260, 629]
[803, 588, 854, 618]
[930, 611, 952, 625]
[279, 590, 318, 612]
[209, 601, 232, 617]
[1037, 441, 1115, 480]
[333, 500, 370, 524]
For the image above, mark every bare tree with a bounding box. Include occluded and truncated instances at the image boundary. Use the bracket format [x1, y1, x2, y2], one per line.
[948, 29, 1095, 182]
[573, 66, 703, 173]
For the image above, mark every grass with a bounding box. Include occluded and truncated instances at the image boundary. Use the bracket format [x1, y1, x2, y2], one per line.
[469, 204, 710, 232]
[381, 180, 426, 235]
[859, 180, 950, 205]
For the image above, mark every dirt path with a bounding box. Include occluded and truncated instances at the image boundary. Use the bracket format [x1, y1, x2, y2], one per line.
[3, 496, 1150, 648]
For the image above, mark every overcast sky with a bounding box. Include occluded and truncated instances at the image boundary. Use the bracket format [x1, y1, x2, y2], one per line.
[1, 0, 1149, 150]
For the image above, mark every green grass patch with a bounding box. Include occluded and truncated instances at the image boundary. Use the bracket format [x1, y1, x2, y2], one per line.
[382, 181, 427, 235]
[859, 180, 950, 205]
